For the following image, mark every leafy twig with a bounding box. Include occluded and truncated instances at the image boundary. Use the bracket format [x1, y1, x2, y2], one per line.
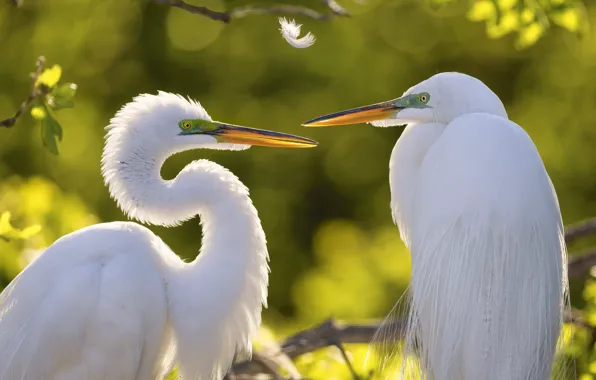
[0, 56, 49, 128]
[0, 57, 77, 154]
[153, 0, 349, 24]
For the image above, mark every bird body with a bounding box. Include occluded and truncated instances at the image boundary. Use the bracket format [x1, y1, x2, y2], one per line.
[391, 113, 565, 380]
[0, 92, 317, 380]
[0, 222, 172, 380]
[303, 72, 568, 380]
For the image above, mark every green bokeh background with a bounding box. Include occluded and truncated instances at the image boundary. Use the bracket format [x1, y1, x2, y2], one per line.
[1, 0, 596, 378]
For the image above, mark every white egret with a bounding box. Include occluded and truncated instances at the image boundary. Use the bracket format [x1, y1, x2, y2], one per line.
[0, 91, 317, 380]
[303, 72, 569, 380]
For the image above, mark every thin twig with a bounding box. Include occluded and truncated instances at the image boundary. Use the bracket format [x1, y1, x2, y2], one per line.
[153, 0, 349, 24]
[0, 56, 48, 128]
[321, 0, 349, 17]
[230, 6, 331, 22]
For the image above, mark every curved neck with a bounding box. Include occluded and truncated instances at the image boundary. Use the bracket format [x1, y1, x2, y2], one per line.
[101, 140, 269, 379]
[389, 123, 445, 247]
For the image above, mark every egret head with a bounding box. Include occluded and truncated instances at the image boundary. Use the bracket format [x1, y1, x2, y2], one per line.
[302, 72, 507, 128]
[105, 91, 317, 158]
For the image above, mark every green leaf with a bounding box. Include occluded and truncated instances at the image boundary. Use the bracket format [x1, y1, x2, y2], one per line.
[40, 105, 63, 155]
[36, 64, 62, 89]
[47, 83, 77, 110]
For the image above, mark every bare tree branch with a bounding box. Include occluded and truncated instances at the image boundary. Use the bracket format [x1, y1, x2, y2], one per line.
[564, 218, 596, 279]
[229, 319, 405, 378]
[229, 313, 589, 379]
[0, 56, 48, 128]
[568, 249, 596, 279]
[226, 217, 596, 378]
[566, 217, 596, 245]
[152, 0, 349, 24]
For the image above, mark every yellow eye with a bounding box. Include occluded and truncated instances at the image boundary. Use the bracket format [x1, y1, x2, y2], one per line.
[181, 121, 192, 130]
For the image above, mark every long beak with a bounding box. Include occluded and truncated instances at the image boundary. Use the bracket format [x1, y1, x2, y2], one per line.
[211, 123, 318, 148]
[302, 101, 403, 127]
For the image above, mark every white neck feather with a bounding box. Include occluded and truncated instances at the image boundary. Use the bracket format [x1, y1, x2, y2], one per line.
[389, 123, 445, 248]
[101, 133, 269, 380]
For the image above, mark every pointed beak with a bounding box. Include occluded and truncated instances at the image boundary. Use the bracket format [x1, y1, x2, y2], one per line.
[211, 122, 318, 148]
[302, 100, 403, 127]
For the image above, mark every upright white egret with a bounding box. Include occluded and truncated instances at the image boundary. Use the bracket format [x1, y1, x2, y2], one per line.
[303, 72, 569, 380]
[0, 91, 317, 380]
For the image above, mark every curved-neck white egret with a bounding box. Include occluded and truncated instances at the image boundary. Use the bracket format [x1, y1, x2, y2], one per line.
[0, 91, 317, 380]
[303, 72, 568, 380]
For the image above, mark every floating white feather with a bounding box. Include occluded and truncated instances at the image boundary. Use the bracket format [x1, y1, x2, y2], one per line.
[278, 18, 315, 49]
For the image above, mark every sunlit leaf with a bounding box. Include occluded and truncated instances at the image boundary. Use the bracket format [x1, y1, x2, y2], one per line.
[18, 224, 42, 239]
[467, 0, 496, 22]
[486, 10, 519, 38]
[36, 64, 62, 88]
[521, 7, 535, 24]
[40, 106, 63, 155]
[164, 368, 178, 380]
[30, 106, 46, 120]
[0, 211, 42, 241]
[47, 83, 77, 110]
[0, 211, 13, 236]
[253, 325, 278, 350]
[516, 22, 545, 48]
[550, 7, 582, 32]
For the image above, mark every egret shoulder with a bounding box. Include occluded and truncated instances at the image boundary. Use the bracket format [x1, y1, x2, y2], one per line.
[412, 112, 559, 237]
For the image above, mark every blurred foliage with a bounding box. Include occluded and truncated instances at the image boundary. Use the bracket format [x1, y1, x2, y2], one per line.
[464, 0, 589, 49]
[0, 176, 98, 288]
[1, 0, 596, 378]
[0, 211, 41, 242]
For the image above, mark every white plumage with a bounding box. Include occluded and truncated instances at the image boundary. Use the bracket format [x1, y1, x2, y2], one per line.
[278, 18, 316, 49]
[0, 92, 316, 380]
[303, 72, 569, 380]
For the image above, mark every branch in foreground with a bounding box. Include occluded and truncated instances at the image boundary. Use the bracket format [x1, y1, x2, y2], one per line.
[566, 217, 596, 245]
[0, 56, 48, 128]
[568, 249, 596, 279]
[564, 217, 596, 279]
[228, 218, 596, 377]
[153, 0, 349, 24]
[230, 312, 589, 378]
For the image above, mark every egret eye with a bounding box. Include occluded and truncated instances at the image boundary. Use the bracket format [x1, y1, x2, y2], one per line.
[419, 93, 429, 103]
[181, 121, 192, 130]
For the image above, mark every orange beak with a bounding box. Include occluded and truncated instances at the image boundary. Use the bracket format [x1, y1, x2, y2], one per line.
[212, 123, 318, 148]
[302, 101, 403, 127]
